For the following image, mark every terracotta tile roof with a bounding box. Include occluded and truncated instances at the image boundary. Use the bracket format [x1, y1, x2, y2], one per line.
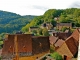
[17, 34, 32, 52]
[56, 29, 79, 57]
[32, 36, 50, 54]
[2, 34, 32, 55]
[65, 37, 78, 56]
[2, 34, 50, 58]
[53, 32, 71, 40]
[56, 37, 78, 57]
[64, 29, 79, 55]
[49, 36, 58, 45]
[49, 32, 71, 48]
[71, 29, 79, 41]
[2, 35, 14, 54]
[55, 39, 64, 47]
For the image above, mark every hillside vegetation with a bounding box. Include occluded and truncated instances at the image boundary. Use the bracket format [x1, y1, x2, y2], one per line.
[0, 10, 35, 33]
[21, 8, 80, 32]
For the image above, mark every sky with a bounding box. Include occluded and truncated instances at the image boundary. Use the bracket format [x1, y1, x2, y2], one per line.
[0, 0, 80, 16]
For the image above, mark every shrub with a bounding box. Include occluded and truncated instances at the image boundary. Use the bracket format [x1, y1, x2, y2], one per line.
[50, 52, 63, 60]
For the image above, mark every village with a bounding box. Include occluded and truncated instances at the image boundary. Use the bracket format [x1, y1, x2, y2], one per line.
[0, 0, 79, 60]
[0, 21, 79, 60]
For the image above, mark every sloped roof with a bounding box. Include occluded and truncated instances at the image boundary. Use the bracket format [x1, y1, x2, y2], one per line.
[56, 29, 79, 57]
[32, 36, 50, 54]
[55, 39, 64, 47]
[2, 34, 32, 55]
[65, 28, 80, 55]
[49, 36, 58, 45]
[65, 37, 78, 56]
[49, 32, 71, 49]
[57, 23, 72, 26]
[65, 29, 80, 54]
[2, 34, 50, 57]
[71, 28, 80, 41]
[53, 32, 71, 40]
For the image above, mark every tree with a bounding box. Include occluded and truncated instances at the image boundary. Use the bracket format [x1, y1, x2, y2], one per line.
[37, 28, 43, 35]
[22, 8, 80, 33]
[61, 27, 68, 32]
[32, 30, 37, 35]
[21, 23, 30, 32]
[42, 28, 50, 36]
[59, 15, 66, 23]
[50, 19, 56, 27]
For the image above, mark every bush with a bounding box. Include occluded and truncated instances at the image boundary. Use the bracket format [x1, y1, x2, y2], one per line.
[0, 56, 1, 60]
[42, 57, 47, 60]
[61, 27, 68, 32]
[42, 28, 50, 36]
[50, 45, 55, 53]
[50, 52, 63, 60]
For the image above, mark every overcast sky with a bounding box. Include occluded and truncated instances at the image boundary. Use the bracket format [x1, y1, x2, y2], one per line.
[0, 0, 80, 16]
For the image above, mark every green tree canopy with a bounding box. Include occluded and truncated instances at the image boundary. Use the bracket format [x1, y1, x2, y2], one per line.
[50, 52, 63, 60]
[42, 28, 50, 36]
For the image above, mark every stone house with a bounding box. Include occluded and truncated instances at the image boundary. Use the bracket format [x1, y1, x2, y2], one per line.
[29, 27, 39, 32]
[49, 31, 71, 50]
[49, 31, 71, 45]
[56, 29, 80, 58]
[56, 37, 78, 58]
[41, 22, 53, 30]
[56, 23, 72, 30]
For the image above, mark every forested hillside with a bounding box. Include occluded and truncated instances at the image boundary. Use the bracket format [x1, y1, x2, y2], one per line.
[21, 8, 80, 32]
[0, 10, 35, 33]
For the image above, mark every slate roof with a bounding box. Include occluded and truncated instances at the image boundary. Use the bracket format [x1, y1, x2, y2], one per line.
[57, 23, 72, 26]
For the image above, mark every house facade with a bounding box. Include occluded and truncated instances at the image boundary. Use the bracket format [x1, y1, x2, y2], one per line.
[56, 23, 72, 30]
[29, 27, 39, 32]
[41, 22, 53, 30]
